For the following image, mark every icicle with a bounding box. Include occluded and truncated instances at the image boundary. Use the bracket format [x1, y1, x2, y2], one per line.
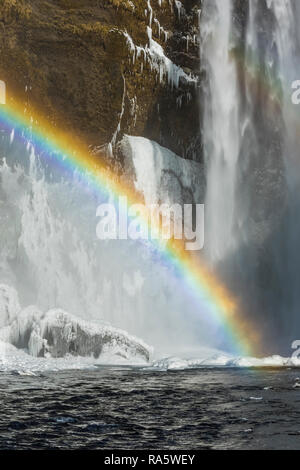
[147, 0, 153, 27]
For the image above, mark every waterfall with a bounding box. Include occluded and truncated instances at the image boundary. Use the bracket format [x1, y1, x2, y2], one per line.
[0, 131, 219, 356]
[266, 0, 300, 345]
[201, 0, 300, 353]
[2, 0, 300, 360]
[200, 0, 241, 263]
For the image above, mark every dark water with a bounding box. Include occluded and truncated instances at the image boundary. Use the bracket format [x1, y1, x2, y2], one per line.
[1, 367, 300, 450]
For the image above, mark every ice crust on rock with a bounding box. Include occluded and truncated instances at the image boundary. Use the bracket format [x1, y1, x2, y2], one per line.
[120, 135, 204, 206]
[123, 30, 197, 89]
[0, 284, 152, 365]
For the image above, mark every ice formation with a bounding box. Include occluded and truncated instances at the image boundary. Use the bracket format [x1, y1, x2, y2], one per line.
[0, 284, 152, 364]
[122, 0, 196, 90]
[120, 135, 204, 207]
[124, 30, 197, 88]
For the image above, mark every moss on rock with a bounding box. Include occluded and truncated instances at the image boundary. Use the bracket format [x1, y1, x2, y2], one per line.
[0, 0, 201, 161]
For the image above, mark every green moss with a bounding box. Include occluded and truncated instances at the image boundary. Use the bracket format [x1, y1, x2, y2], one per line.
[0, 0, 32, 19]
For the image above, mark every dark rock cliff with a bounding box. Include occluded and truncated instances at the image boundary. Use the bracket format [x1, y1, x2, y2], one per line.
[0, 0, 202, 161]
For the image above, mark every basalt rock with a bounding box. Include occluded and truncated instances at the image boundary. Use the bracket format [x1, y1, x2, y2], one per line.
[0, 0, 202, 161]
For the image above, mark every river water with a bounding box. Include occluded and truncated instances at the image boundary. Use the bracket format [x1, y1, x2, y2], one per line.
[1, 367, 300, 450]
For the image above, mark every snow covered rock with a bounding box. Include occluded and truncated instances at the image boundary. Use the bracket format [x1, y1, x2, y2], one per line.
[8, 306, 45, 357]
[7, 308, 151, 362]
[120, 135, 204, 206]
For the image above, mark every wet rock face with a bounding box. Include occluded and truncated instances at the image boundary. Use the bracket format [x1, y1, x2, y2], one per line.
[0, 0, 202, 161]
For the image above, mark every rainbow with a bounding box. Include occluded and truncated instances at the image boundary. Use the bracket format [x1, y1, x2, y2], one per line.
[0, 92, 260, 356]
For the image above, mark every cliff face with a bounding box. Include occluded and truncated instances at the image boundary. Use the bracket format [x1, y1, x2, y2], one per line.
[0, 0, 201, 161]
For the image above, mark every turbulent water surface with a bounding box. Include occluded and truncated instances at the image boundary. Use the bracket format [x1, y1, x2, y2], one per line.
[1, 367, 300, 450]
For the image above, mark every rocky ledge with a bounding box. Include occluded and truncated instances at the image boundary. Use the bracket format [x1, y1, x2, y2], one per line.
[0, 0, 202, 161]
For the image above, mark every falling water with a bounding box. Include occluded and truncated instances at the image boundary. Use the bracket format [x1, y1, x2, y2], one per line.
[201, 0, 300, 353]
[265, 0, 300, 347]
[2, 0, 300, 360]
[200, 0, 241, 263]
[0, 128, 223, 358]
